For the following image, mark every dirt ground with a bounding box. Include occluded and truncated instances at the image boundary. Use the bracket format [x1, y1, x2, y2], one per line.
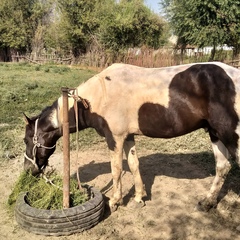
[1, 143, 240, 240]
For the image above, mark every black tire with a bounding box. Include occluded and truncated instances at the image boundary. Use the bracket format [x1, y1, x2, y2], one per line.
[15, 185, 105, 236]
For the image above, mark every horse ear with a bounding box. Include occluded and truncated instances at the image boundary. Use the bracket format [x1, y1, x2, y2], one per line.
[23, 113, 31, 125]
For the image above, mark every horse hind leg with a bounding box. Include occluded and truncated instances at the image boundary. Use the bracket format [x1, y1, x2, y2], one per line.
[197, 140, 231, 211]
[123, 135, 146, 208]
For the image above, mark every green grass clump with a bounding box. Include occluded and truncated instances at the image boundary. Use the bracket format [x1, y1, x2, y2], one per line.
[8, 171, 89, 210]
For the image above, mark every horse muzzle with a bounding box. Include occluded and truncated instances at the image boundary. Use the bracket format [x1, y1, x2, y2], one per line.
[24, 154, 43, 176]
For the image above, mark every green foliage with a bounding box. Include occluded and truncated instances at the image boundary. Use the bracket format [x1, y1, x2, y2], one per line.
[0, 0, 54, 51]
[8, 171, 89, 210]
[162, 0, 240, 56]
[8, 171, 38, 207]
[0, 0, 28, 48]
[0, 0, 168, 57]
[47, 0, 167, 56]
[56, 0, 99, 56]
[95, 0, 165, 51]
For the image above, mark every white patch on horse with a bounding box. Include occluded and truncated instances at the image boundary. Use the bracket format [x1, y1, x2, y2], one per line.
[208, 140, 231, 201]
[57, 96, 75, 126]
[80, 64, 193, 135]
[235, 124, 240, 165]
[76, 75, 105, 112]
[123, 139, 146, 203]
[49, 108, 58, 128]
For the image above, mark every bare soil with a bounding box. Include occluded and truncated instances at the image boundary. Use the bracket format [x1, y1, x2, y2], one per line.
[1, 142, 240, 240]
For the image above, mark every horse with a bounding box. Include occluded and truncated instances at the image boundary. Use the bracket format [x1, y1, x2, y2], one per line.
[23, 62, 240, 212]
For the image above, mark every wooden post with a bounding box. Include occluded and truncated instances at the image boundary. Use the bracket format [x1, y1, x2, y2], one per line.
[62, 87, 70, 208]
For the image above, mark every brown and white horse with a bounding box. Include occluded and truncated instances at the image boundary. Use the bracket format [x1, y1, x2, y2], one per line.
[23, 62, 240, 212]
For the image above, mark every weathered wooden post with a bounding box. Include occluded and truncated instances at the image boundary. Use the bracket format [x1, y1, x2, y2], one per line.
[61, 87, 70, 208]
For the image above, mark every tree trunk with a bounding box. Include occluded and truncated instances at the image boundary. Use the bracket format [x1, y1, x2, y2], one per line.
[209, 44, 216, 61]
[0, 47, 11, 62]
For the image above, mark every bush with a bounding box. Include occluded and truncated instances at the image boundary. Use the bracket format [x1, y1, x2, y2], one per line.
[35, 65, 41, 71]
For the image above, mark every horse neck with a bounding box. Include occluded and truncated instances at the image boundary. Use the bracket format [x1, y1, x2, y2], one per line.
[68, 102, 91, 133]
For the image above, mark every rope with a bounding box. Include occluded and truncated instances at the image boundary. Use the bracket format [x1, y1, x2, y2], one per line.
[68, 92, 89, 109]
[73, 88, 82, 190]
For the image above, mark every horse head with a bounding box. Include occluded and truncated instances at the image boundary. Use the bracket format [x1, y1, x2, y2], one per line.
[23, 114, 61, 175]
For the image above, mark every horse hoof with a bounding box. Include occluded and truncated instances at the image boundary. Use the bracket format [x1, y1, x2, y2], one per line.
[196, 199, 216, 212]
[110, 204, 118, 213]
[127, 199, 145, 209]
[108, 199, 123, 213]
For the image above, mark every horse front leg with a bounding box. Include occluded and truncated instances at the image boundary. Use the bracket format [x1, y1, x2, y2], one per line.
[124, 135, 146, 208]
[108, 136, 124, 212]
[198, 140, 231, 211]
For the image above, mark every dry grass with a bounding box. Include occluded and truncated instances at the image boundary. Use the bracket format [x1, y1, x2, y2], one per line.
[8, 171, 88, 210]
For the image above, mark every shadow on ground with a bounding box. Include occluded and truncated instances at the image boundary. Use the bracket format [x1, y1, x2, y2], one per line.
[76, 151, 240, 207]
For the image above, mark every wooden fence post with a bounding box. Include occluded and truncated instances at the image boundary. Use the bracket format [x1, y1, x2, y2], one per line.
[62, 87, 70, 208]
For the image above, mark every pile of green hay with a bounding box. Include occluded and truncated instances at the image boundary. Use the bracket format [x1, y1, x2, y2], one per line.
[8, 171, 89, 210]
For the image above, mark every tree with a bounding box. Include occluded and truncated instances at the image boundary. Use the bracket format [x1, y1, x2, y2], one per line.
[96, 0, 165, 52]
[30, 0, 55, 54]
[0, 0, 29, 50]
[57, 0, 99, 57]
[54, 0, 166, 58]
[0, 0, 168, 61]
[161, 0, 240, 59]
[0, 0, 54, 59]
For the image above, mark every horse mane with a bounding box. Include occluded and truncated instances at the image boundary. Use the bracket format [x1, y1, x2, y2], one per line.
[36, 100, 59, 121]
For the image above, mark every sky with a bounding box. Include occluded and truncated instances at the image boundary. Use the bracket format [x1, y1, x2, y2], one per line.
[144, 0, 162, 14]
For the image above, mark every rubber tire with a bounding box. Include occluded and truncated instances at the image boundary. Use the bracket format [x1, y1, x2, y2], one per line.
[15, 185, 105, 236]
